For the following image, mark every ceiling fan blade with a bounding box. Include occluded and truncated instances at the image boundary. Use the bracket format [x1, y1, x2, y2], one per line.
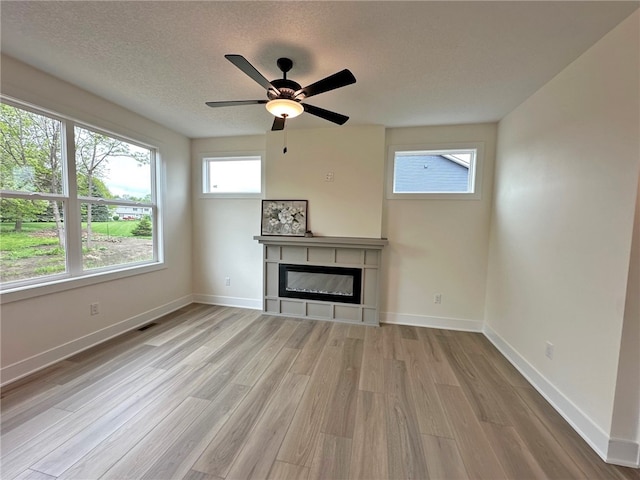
[295, 69, 356, 99]
[271, 116, 286, 131]
[303, 103, 349, 125]
[206, 100, 268, 108]
[225, 54, 279, 96]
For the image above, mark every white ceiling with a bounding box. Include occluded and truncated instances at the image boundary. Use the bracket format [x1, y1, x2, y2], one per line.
[1, 1, 638, 138]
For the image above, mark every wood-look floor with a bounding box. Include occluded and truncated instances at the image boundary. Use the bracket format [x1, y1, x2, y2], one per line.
[1, 304, 638, 480]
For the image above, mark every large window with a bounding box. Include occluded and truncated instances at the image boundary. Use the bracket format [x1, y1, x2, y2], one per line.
[387, 143, 483, 200]
[0, 98, 160, 293]
[202, 154, 262, 197]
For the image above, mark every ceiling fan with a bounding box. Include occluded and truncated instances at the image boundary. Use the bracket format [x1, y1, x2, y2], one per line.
[206, 54, 356, 131]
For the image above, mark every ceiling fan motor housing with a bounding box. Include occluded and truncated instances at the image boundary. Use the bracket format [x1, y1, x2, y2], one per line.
[268, 58, 302, 100]
[268, 79, 302, 100]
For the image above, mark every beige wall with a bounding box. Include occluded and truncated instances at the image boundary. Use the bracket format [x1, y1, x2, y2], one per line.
[1, 56, 193, 383]
[192, 123, 496, 332]
[265, 126, 385, 238]
[382, 124, 496, 329]
[191, 126, 385, 308]
[191, 135, 265, 308]
[485, 10, 639, 446]
[611, 172, 640, 452]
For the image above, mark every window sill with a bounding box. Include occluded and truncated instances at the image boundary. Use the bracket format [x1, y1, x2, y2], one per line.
[199, 192, 262, 199]
[386, 192, 482, 200]
[0, 262, 166, 304]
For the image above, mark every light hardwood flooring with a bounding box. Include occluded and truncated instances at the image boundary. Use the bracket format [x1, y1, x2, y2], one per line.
[1, 304, 638, 480]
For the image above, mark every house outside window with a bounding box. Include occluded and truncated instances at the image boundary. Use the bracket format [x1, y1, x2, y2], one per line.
[387, 142, 484, 200]
[115, 205, 151, 220]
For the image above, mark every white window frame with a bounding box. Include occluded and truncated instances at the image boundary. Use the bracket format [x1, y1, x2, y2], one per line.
[0, 96, 164, 303]
[386, 142, 484, 200]
[201, 152, 264, 198]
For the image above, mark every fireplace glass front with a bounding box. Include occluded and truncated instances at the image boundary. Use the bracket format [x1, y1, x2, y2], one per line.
[279, 264, 362, 304]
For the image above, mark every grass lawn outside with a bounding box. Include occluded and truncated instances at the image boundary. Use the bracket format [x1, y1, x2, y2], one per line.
[1, 220, 153, 284]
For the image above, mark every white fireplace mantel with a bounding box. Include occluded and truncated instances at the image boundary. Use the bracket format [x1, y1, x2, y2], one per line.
[254, 236, 388, 325]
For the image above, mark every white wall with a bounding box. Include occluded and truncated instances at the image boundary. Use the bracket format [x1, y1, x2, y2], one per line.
[265, 126, 386, 238]
[382, 124, 496, 330]
[484, 10, 640, 461]
[610, 172, 640, 461]
[191, 135, 266, 309]
[0, 56, 193, 384]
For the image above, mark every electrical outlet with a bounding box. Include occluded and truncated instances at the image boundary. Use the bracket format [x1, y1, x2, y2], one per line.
[434, 294, 442, 304]
[90, 302, 100, 316]
[225, 276, 231, 286]
[325, 172, 334, 182]
[545, 341, 554, 359]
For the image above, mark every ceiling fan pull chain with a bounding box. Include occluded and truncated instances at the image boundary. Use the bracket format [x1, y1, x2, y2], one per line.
[283, 115, 288, 154]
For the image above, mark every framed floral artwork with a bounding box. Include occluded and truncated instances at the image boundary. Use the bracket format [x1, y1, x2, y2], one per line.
[261, 200, 308, 236]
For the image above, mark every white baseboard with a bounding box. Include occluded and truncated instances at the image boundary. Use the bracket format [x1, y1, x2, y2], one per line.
[381, 311, 483, 332]
[482, 324, 640, 468]
[193, 294, 262, 310]
[607, 438, 640, 468]
[1, 294, 193, 387]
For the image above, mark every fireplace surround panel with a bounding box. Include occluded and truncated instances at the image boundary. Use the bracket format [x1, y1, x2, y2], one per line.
[255, 236, 388, 325]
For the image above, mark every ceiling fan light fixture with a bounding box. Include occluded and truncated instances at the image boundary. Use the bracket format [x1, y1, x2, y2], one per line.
[266, 99, 304, 119]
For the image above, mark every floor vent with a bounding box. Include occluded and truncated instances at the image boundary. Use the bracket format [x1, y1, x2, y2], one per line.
[137, 323, 157, 331]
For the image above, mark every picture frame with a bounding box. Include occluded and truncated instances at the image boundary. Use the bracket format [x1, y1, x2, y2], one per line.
[261, 200, 308, 236]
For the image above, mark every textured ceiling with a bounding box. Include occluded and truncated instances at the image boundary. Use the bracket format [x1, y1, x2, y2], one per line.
[1, 1, 638, 138]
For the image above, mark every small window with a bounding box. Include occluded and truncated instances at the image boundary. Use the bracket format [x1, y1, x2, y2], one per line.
[202, 155, 262, 197]
[387, 143, 483, 200]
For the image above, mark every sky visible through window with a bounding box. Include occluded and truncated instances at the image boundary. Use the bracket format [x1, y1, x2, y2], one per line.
[205, 158, 261, 194]
[102, 152, 151, 199]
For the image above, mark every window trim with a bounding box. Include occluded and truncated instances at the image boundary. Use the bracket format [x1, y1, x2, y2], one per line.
[386, 142, 484, 200]
[1, 262, 166, 304]
[0, 96, 164, 302]
[200, 152, 264, 199]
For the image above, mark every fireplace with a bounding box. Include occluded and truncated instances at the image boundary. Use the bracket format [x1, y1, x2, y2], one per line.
[254, 235, 387, 325]
[279, 264, 362, 304]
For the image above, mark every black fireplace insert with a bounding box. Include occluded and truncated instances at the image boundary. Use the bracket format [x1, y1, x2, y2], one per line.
[278, 264, 362, 304]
